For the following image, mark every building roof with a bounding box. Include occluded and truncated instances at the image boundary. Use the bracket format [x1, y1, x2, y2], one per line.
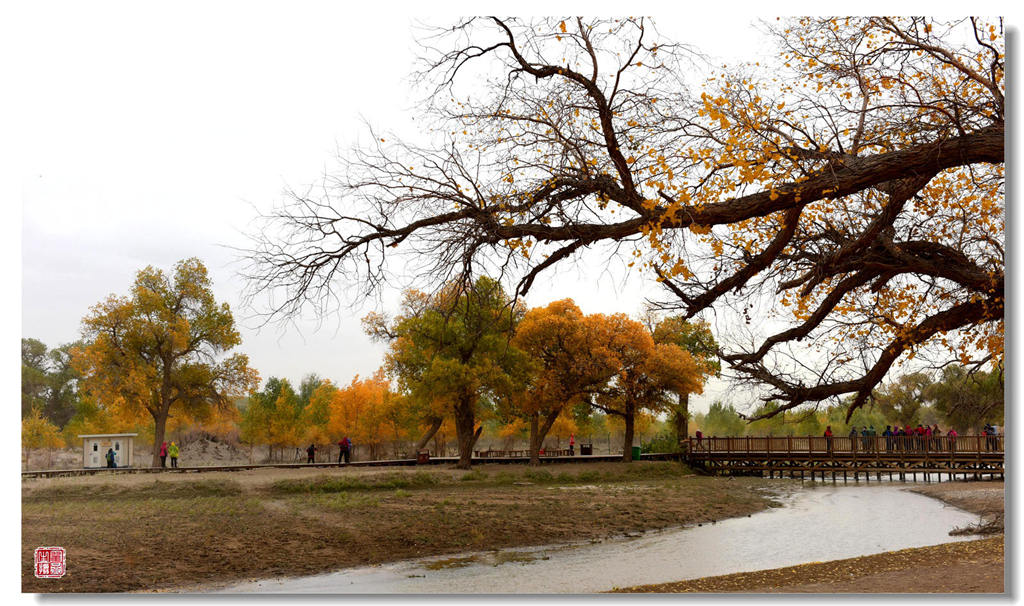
[77, 433, 139, 438]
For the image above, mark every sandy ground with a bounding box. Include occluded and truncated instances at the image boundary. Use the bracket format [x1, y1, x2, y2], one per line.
[614, 537, 1003, 593]
[23, 461, 789, 593]
[615, 480, 1004, 593]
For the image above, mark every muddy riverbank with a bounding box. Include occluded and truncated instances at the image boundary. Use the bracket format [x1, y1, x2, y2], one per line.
[23, 461, 782, 593]
[211, 482, 979, 593]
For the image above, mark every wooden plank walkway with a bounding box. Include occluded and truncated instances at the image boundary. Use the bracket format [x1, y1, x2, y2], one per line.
[686, 435, 1004, 482]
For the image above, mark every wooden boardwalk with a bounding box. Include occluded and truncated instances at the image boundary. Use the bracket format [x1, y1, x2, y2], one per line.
[686, 434, 1004, 482]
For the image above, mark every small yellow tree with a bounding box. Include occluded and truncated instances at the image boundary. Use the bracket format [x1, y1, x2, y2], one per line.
[23, 407, 65, 469]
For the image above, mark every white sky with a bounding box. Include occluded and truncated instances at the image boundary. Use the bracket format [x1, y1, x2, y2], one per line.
[10, 7, 779, 417]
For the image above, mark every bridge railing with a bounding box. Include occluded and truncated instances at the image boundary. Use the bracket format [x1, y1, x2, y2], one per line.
[688, 434, 1002, 455]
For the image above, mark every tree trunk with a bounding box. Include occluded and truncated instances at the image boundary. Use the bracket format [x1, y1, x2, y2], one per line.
[673, 392, 690, 449]
[529, 412, 540, 465]
[529, 410, 561, 465]
[414, 416, 444, 455]
[152, 412, 168, 468]
[622, 404, 636, 463]
[470, 425, 483, 452]
[454, 396, 476, 469]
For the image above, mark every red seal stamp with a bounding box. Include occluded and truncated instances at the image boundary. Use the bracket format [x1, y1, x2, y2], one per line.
[34, 547, 66, 579]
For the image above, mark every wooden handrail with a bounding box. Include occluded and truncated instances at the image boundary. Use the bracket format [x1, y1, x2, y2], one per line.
[688, 435, 1001, 454]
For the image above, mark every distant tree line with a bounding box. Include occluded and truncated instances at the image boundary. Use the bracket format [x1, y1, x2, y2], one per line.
[693, 366, 1003, 439]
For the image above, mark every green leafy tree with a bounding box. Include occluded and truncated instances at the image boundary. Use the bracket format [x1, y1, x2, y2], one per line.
[698, 401, 747, 437]
[21, 338, 49, 417]
[43, 342, 84, 428]
[298, 373, 324, 408]
[241, 377, 305, 461]
[648, 315, 720, 444]
[22, 338, 85, 428]
[873, 372, 933, 427]
[926, 365, 1003, 432]
[365, 276, 529, 469]
[745, 402, 792, 436]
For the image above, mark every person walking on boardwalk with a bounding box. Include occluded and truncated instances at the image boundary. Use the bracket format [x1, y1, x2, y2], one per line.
[931, 425, 942, 451]
[159, 441, 168, 468]
[569, 433, 575, 456]
[849, 426, 858, 452]
[338, 436, 351, 464]
[105, 447, 116, 468]
[883, 426, 893, 452]
[947, 427, 958, 452]
[306, 443, 316, 464]
[168, 441, 179, 468]
[824, 426, 833, 453]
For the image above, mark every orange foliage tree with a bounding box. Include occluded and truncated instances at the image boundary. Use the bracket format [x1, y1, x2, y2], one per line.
[246, 17, 1002, 423]
[512, 299, 617, 463]
[75, 258, 261, 466]
[588, 313, 703, 461]
[324, 370, 412, 460]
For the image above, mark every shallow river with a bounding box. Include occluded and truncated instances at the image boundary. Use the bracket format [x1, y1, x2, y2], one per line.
[215, 484, 979, 593]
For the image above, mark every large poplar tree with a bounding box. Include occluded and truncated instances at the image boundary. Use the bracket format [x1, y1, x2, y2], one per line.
[365, 276, 528, 469]
[246, 17, 1002, 420]
[76, 258, 260, 467]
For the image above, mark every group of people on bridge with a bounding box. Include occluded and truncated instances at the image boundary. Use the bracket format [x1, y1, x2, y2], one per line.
[820, 423, 1002, 453]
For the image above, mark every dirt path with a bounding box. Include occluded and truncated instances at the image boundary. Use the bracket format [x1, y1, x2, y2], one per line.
[23, 462, 790, 593]
[615, 480, 1004, 594]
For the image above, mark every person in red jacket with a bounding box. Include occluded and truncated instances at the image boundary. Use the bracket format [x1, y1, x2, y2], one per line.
[824, 426, 833, 453]
[159, 442, 168, 468]
[569, 433, 575, 456]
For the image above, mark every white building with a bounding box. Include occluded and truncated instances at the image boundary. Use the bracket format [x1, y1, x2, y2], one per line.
[79, 433, 138, 468]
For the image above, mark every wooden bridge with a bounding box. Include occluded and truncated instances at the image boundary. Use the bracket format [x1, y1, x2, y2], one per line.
[686, 434, 1004, 482]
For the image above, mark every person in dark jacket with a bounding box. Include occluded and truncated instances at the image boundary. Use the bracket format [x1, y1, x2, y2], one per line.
[338, 436, 351, 464]
[883, 426, 893, 452]
[105, 448, 116, 468]
[306, 443, 316, 464]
